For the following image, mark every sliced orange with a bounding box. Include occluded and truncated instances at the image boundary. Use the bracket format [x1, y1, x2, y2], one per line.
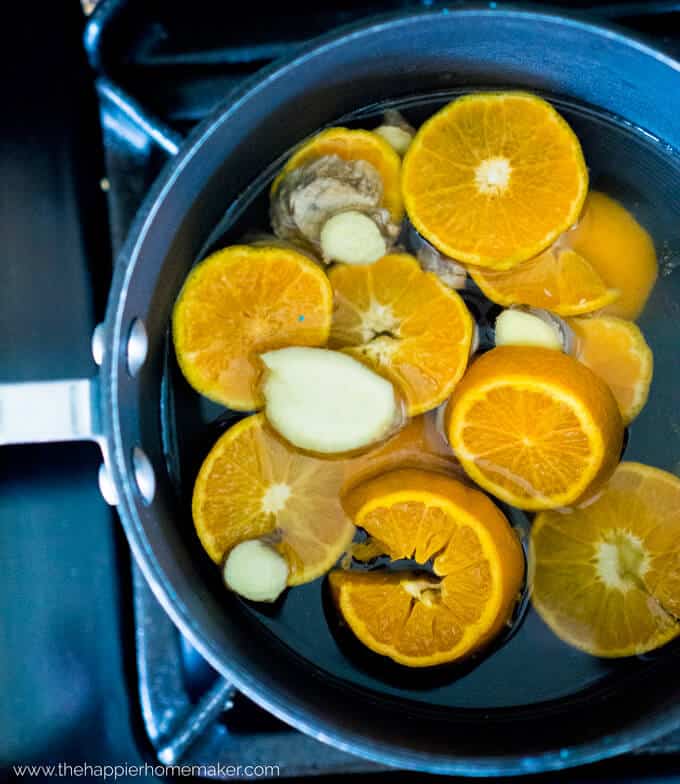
[173, 245, 332, 411]
[402, 92, 588, 269]
[469, 247, 620, 316]
[192, 413, 355, 585]
[330, 469, 524, 667]
[569, 315, 653, 424]
[272, 127, 403, 222]
[531, 462, 680, 657]
[568, 191, 658, 320]
[328, 253, 473, 415]
[446, 346, 624, 510]
[342, 410, 463, 495]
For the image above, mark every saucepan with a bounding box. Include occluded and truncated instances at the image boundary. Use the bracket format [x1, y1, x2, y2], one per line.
[2, 7, 680, 775]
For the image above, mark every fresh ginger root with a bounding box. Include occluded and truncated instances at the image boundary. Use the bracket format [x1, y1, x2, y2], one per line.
[374, 110, 416, 156]
[271, 154, 400, 264]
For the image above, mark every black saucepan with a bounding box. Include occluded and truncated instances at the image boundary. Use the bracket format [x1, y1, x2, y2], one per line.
[2, 7, 680, 776]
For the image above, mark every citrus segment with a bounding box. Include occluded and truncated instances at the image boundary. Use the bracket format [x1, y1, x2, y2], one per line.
[469, 247, 620, 316]
[569, 315, 653, 424]
[330, 469, 524, 666]
[446, 346, 624, 510]
[172, 245, 332, 411]
[531, 462, 680, 657]
[402, 92, 588, 269]
[568, 191, 658, 319]
[192, 414, 355, 585]
[328, 253, 473, 415]
[272, 127, 403, 221]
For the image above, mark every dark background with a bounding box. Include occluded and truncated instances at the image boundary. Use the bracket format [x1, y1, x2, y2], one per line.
[2, 1, 680, 782]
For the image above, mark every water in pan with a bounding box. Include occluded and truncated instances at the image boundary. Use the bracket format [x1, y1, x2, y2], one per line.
[161, 89, 680, 712]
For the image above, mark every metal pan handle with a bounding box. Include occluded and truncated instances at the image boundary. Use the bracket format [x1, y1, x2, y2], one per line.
[0, 378, 101, 446]
[0, 324, 119, 504]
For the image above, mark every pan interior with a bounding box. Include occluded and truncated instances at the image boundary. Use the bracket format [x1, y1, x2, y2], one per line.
[160, 89, 680, 717]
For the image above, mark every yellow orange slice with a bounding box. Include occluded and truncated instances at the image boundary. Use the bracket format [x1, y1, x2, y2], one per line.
[272, 127, 403, 221]
[192, 414, 355, 585]
[569, 315, 653, 424]
[568, 191, 658, 320]
[330, 468, 524, 667]
[402, 92, 588, 269]
[446, 346, 624, 510]
[469, 247, 620, 316]
[172, 245, 332, 410]
[328, 253, 473, 415]
[531, 462, 680, 657]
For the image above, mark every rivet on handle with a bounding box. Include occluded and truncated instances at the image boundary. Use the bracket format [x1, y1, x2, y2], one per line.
[127, 318, 148, 377]
[133, 446, 156, 505]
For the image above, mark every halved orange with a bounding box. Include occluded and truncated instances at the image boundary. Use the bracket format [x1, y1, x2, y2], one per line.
[272, 127, 403, 222]
[192, 413, 355, 585]
[173, 245, 332, 411]
[569, 315, 653, 424]
[328, 253, 473, 415]
[330, 468, 524, 667]
[402, 92, 588, 269]
[568, 191, 658, 320]
[531, 462, 680, 657]
[469, 247, 620, 316]
[446, 346, 624, 510]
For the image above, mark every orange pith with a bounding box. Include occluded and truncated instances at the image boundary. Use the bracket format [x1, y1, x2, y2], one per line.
[569, 315, 653, 424]
[531, 462, 680, 657]
[446, 346, 624, 510]
[172, 245, 332, 410]
[272, 127, 404, 221]
[468, 247, 620, 316]
[330, 469, 524, 666]
[402, 92, 588, 269]
[328, 253, 473, 415]
[192, 414, 355, 585]
[567, 191, 658, 320]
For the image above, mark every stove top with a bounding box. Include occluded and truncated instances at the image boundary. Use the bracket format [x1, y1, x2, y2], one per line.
[17, 0, 679, 779]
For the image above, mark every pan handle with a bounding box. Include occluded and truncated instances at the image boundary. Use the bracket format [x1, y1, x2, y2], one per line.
[0, 377, 101, 447]
[0, 325, 120, 504]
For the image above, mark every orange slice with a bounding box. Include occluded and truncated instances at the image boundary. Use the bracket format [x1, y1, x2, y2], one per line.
[402, 92, 588, 269]
[330, 469, 524, 667]
[531, 462, 680, 657]
[328, 253, 473, 415]
[192, 413, 355, 585]
[469, 247, 620, 316]
[446, 346, 624, 510]
[172, 245, 332, 411]
[569, 315, 653, 424]
[272, 127, 403, 221]
[568, 191, 658, 320]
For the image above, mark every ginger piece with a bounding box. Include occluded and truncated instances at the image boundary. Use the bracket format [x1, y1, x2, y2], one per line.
[495, 307, 573, 353]
[374, 110, 416, 156]
[223, 539, 289, 602]
[270, 155, 399, 264]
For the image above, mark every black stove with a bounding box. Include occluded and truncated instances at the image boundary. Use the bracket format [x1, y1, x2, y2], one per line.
[4, 1, 680, 781]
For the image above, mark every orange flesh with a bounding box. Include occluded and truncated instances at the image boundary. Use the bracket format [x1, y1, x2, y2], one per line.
[192, 414, 355, 585]
[532, 462, 680, 657]
[446, 347, 624, 510]
[402, 92, 588, 268]
[173, 245, 332, 410]
[329, 253, 473, 415]
[331, 469, 524, 666]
